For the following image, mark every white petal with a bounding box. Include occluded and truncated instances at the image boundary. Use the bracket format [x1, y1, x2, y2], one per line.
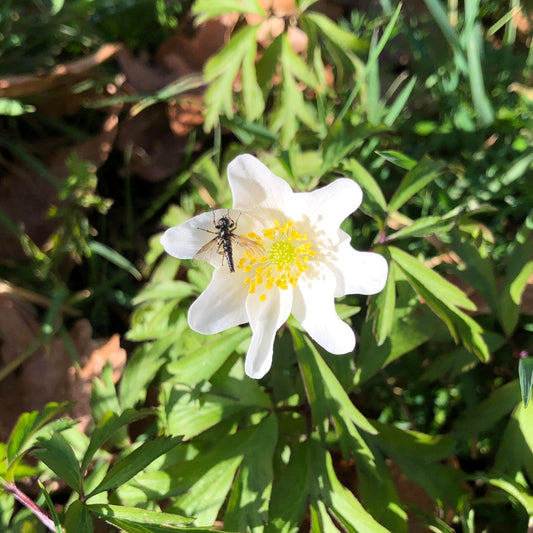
[333, 240, 389, 297]
[160, 211, 224, 260]
[228, 154, 293, 217]
[293, 267, 355, 354]
[244, 289, 293, 379]
[289, 178, 362, 236]
[188, 269, 249, 334]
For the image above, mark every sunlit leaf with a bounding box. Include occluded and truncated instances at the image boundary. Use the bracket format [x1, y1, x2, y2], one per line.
[34, 433, 82, 494]
[88, 436, 182, 497]
[387, 156, 445, 213]
[224, 416, 277, 531]
[192, 0, 265, 24]
[0, 98, 35, 116]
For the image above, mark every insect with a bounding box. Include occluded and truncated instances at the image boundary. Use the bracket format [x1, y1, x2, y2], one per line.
[194, 211, 263, 273]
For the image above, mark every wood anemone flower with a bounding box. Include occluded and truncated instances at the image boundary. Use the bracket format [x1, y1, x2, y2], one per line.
[161, 154, 388, 379]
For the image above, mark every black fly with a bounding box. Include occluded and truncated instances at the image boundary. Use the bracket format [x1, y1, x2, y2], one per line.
[194, 211, 263, 273]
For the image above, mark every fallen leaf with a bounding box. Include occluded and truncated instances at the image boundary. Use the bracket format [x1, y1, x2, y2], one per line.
[73, 329, 127, 432]
[116, 104, 190, 182]
[0, 43, 123, 116]
[114, 18, 234, 180]
[0, 293, 127, 439]
[167, 95, 205, 136]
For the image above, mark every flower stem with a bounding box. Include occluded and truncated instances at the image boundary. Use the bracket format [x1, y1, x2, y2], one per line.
[1, 479, 61, 532]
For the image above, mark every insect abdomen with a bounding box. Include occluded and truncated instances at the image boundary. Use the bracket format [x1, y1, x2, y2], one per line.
[222, 237, 235, 272]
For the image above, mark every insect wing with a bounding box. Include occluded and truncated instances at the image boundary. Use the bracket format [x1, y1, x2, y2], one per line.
[193, 237, 221, 265]
[231, 235, 265, 258]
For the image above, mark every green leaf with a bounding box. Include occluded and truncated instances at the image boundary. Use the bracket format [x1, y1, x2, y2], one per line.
[357, 451, 407, 533]
[88, 241, 142, 280]
[130, 74, 204, 115]
[294, 329, 376, 435]
[192, 0, 265, 24]
[33, 433, 82, 494]
[477, 475, 533, 515]
[499, 226, 533, 336]
[0, 492, 15, 531]
[87, 504, 193, 527]
[0, 98, 36, 116]
[88, 436, 182, 497]
[453, 380, 521, 439]
[519, 358, 533, 408]
[309, 441, 390, 533]
[119, 337, 175, 409]
[371, 422, 456, 462]
[501, 151, 533, 186]
[423, 0, 466, 70]
[132, 281, 194, 305]
[385, 216, 454, 241]
[466, 21, 494, 126]
[81, 410, 152, 475]
[366, 30, 381, 125]
[267, 442, 309, 533]
[224, 416, 278, 532]
[241, 30, 265, 122]
[372, 260, 396, 346]
[343, 158, 387, 222]
[90, 363, 125, 445]
[280, 34, 319, 89]
[256, 35, 282, 92]
[6, 402, 68, 465]
[162, 383, 251, 439]
[270, 35, 319, 147]
[390, 247, 489, 362]
[387, 156, 445, 213]
[302, 12, 368, 52]
[368, 426, 465, 510]
[450, 231, 499, 312]
[389, 247, 476, 311]
[6, 402, 69, 477]
[38, 481, 63, 533]
[375, 150, 417, 170]
[355, 295, 443, 385]
[167, 328, 250, 386]
[65, 500, 94, 533]
[334, 2, 402, 125]
[203, 24, 261, 130]
[383, 75, 417, 127]
[320, 122, 385, 176]
[160, 426, 260, 525]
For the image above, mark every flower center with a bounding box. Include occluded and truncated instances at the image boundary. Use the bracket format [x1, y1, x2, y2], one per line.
[237, 220, 315, 302]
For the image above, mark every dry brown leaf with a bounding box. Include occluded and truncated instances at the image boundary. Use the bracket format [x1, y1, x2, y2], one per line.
[156, 17, 234, 78]
[0, 293, 127, 439]
[258, 0, 298, 17]
[117, 18, 231, 95]
[0, 43, 123, 117]
[167, 96, 205, 136]
[0, 294, 76, 440]
[115, 18, 234, 180]
[73, 329, 127, 432]
[116, 104, 191, 182]
[78, 333, 126, 383]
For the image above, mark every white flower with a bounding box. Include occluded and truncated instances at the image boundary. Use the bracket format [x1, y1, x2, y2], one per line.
[161, 154, 388, 379]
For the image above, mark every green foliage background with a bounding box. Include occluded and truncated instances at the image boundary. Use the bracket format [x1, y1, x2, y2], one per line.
[1, 0, 533, 531]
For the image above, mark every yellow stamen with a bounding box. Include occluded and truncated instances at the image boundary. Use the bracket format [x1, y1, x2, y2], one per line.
[238, 220, 315, 302]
